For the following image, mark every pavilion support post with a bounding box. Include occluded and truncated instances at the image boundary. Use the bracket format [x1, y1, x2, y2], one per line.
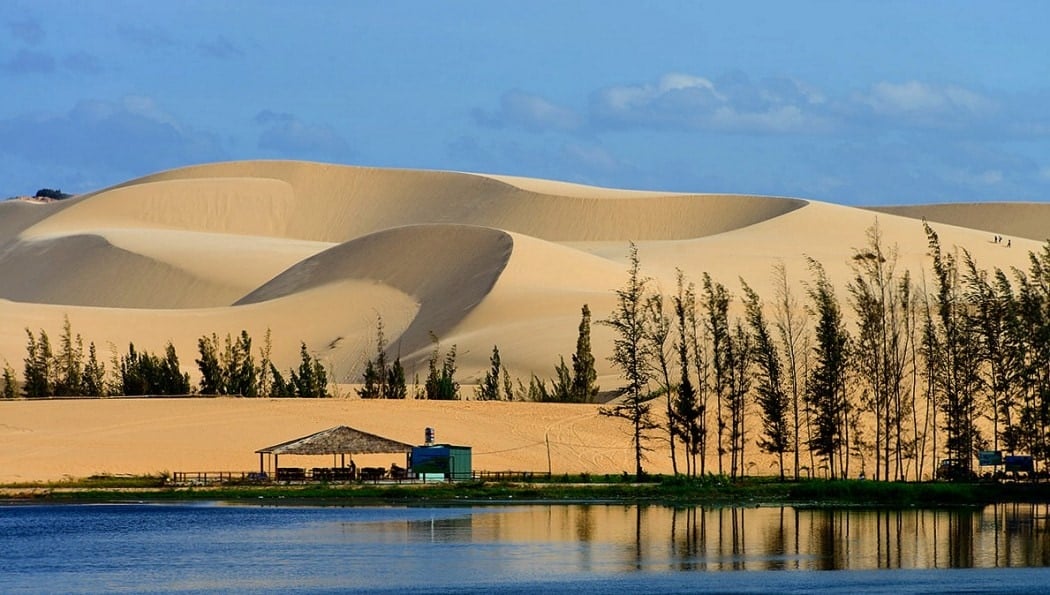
[259, 453, 264, 474]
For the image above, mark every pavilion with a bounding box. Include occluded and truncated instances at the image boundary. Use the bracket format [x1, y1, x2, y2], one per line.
[255, 425, 414, 480]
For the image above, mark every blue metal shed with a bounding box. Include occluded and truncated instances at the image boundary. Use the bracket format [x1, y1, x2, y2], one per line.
[410, 444, 472, 481]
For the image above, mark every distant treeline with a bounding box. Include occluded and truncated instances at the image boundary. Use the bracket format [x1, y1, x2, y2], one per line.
[355, 310, 599, 403]
[6, 220, 1050, 485]
[34, 188, 73, 200]
[4, 324, 329, 399]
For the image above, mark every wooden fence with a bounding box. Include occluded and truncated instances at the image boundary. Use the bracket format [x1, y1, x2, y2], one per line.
[169, 469, 551, 486]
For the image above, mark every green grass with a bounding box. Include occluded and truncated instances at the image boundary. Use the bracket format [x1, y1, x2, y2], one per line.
[5, 474, 1050, 507]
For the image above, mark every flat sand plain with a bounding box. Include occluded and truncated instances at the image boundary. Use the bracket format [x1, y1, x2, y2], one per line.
[1, 161, 1046, 482]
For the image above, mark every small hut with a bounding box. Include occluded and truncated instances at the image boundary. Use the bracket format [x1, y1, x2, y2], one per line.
[256, 425, 413, 481]
[410, 444, 473, 481]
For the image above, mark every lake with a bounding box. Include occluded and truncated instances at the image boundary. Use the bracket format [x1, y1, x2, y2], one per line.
[2, 502, 1050, 593]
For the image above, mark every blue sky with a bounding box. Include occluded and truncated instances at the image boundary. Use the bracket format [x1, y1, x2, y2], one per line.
[2, 1, 1049, 204]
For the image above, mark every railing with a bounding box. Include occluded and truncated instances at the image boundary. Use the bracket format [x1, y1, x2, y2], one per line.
[169, 469, 551, 486]
[170, 471, 267, 485]
[471, 471, 550, 482]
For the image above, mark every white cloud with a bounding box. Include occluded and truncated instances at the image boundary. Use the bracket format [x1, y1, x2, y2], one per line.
[472, 90, 582, 133]
[950, 168, 1004, 186]
[0, 96, 225, 180]
[657, 73, 723, 97]
[589, 73, 833, 135]
[856, 81, 997, 124]
[254, 110, 350, 158]
[562, 142, 621, 173]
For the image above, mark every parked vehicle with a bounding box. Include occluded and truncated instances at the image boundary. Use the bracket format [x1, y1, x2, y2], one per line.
[936, 458, 977, 481]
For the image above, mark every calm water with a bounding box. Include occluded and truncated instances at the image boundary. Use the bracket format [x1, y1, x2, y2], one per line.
[3, 502, 1050, 593]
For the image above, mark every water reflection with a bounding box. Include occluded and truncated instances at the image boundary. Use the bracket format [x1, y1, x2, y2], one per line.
[682, 503, 1050, 570]
[373, 503, 1050, 571]
[4, 502, 1050, 593]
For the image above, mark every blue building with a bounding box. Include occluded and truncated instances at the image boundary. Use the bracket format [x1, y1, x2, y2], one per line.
[410, 443, 472, 481]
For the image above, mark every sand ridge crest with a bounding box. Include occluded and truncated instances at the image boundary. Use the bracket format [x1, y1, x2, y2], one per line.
[0, 160, 1038, 386]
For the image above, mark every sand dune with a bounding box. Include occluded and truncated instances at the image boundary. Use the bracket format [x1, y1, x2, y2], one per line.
[869, 203, 1050, 242]
[96, 160, 807, 242]
[0, 160, 1043, 482]
[0, 234, 246, 308]
[238, 224, 514, 372]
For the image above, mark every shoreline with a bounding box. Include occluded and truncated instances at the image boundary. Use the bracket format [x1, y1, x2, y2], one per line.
[4, 476, 1049, 508]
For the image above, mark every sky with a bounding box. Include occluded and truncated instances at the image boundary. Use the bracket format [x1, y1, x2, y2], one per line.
[2, 1, 1049, 205]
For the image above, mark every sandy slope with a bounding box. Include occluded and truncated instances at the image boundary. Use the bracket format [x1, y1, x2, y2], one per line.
[869, 203, 1050, 242]
[0, 160, 1043, 481]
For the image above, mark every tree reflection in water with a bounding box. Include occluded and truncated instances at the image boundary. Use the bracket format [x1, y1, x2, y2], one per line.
[391, 502, 1050, 572]
[621, 503, 1050, 570]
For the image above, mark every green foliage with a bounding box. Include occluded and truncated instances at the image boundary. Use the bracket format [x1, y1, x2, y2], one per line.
[34, 188, 72, 200]
[292, 342, 328, 398]
[258, 329, 273, 397]
[645, 292, 679, 474]
[82, 342, 106, 397]
[672, 270, 705, 477]
[226, 331, 257, 397]
[924, 223, 982, 477]
[726, 320, 752, 479]
[22, 328, 52, 398]
[53, 315, 84, 396]
[424, 335, 459, 400]
[268, 364, 294, 397]
[805, 258, 851, 479]
[195, 334, 224, 395]
[359, 359, 381, 398]
[358, 316, 406, 399]
[570, 304, 599, 402]
[549, 356, 573, 402]
[161, 342, 192, 394]
[600, 242, 659, 480]
[742, 280, 792, 479]
[387, 357, 407, 399]
[118, 342, 190, 395]
[518, 374, 551, 402]
[196, 331, 259, 396]
[477, 345, 504, 400]
[702, 273, 731, 474]
[501, 364, 514, 401]
[2, 362, 17, 399]
[523, 304, 600, 404]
